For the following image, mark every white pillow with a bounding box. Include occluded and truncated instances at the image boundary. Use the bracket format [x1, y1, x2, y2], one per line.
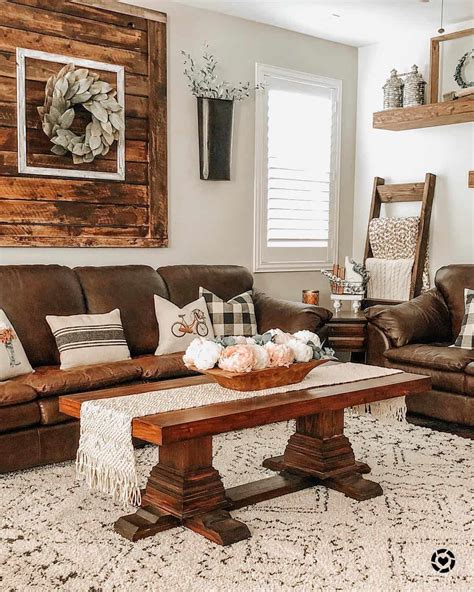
[154, 295, 214, 355]
[46, 309, 131, 370]
[0, 309, 33, 380]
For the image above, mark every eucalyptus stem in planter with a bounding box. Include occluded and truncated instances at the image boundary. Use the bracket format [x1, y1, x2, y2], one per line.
[182, 46, 263, 180]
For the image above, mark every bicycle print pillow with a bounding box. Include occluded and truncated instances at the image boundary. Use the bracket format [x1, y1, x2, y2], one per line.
[0, 309, 34, 380]
[154, 295, 215, 356]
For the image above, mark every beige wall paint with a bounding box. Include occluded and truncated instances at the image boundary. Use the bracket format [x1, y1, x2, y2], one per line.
[0, 0, 358, 307]
[354, 25, 474, 277]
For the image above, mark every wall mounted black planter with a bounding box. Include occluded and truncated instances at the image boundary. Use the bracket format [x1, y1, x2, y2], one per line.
[197, 97, 234, 180]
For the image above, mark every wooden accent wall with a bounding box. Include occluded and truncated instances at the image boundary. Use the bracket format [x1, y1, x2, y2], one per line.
[0, 0, 167, 247]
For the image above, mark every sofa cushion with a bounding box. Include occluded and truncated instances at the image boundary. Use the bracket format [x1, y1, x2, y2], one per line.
[0, 265, 86, 366]
[38, 397, 70, 426]
[75, 265, 169, 356]
[435, 264, 474, 338]
[158, 265, 253, 309]
[383, 359, 466, 395]
[133, 353, 196, 380]
[384, 344, 474, 372]
[0, 401, 41, 433]
[0, 379, 37, 407]
[21, 360, 141, 397]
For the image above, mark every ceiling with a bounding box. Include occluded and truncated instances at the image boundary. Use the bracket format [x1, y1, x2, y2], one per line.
[171, 0, 474, 47]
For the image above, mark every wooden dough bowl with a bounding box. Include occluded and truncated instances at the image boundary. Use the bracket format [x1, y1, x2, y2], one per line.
[193, 359, 331, 391]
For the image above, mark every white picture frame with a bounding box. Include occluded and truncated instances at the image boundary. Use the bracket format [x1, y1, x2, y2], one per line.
[16, 48, 125, 181]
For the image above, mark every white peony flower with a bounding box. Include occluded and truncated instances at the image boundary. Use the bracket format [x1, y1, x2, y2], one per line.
[233, 336, 248, 345]
[183, 337, 206, 367]
[293, 330, 321, 348]
[268, 328, 293, 345]
[287, 338, 313, 363]
[194, 341, 223, 370]
[183, 338, 222, 370]
[245, 337, 257, 345]
[249, 344, 269, 369]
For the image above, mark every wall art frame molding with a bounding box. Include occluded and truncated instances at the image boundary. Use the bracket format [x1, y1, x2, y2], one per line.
[428, 27, 474, 104]
[0, 0, 167, 248]
[16, 47, 125, 181]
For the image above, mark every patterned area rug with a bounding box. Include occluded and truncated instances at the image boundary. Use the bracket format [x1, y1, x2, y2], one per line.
[1, 415, 473, 591]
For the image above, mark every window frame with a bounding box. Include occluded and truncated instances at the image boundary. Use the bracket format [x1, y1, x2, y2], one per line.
[253, 63, 342, 273]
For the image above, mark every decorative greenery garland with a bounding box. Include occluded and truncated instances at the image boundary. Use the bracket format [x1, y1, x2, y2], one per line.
[454, 50, 474, 89]
[37, 63, 124, 164]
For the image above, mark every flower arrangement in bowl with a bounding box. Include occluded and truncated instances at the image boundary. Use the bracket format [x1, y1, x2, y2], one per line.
[183, 329, 335, 391]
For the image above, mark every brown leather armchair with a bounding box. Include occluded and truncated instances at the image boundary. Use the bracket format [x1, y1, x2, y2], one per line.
[365, 264, 474, 427]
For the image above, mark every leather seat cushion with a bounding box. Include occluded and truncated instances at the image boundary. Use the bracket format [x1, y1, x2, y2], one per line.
[38, 397, 70, 426]
[0, 379, 37, 407]
[0, 265, 86, 366]
[75, 265, 169, 356]
[158, 265, 253, 308]
[466, 374, 474, 397]
[133, 353, 196, 380]
[0, 401, 41, 433]
[21, 361, 141, 397]
[384, 344, 474, 372]
[384, 360, 467, 395]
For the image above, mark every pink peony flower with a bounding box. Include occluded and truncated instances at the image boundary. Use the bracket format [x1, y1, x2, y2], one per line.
[264, 342, 295, 367]
[218, 344, 256, 373]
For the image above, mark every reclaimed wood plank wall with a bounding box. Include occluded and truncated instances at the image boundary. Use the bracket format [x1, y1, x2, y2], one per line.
[0, 0, 167, 247]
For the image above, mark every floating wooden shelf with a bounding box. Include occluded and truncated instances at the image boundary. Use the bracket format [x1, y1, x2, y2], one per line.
[469, 171, 474, 189]
[373, 99, 474, 131]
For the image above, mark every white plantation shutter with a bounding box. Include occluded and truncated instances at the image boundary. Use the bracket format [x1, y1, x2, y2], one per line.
[254, 65, 341, 272]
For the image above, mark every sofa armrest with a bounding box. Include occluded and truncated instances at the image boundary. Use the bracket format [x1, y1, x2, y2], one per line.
[253, 290, 332, 335]
[366, 324, 391, 366]
[365, 288, 451, 348]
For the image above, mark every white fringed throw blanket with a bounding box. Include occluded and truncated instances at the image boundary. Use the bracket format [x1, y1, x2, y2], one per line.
[76, 363, 403, 507]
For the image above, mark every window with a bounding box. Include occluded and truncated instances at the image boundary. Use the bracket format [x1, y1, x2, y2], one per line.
[254, 64, 342, 272]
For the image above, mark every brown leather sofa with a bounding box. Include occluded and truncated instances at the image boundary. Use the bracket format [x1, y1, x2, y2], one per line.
[366, 264, 474, 428]
[0, 264, 332, 473]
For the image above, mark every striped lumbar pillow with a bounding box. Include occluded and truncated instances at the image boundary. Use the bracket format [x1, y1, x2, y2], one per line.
[46, 309, 131, 370]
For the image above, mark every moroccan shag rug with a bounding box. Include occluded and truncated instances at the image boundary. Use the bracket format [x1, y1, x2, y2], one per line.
[1, 415, 473, 592]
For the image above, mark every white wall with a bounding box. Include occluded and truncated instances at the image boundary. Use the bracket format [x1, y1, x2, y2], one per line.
[354, 25, 474, 280]
[0, 0, 358, 308]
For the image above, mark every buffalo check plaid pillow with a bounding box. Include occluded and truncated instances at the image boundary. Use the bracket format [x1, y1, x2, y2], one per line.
[199, 287, 257, 337]
[454, 290, 474, 349]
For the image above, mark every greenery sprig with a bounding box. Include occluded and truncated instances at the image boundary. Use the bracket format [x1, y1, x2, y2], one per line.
[182, 45, 264, 101]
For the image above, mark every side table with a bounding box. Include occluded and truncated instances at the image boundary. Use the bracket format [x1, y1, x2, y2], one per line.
[326, 311, 367, 363]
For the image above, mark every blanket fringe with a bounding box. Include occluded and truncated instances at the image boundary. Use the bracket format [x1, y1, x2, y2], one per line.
[76, 450, 141, 507]
[349, 396, 407, 422]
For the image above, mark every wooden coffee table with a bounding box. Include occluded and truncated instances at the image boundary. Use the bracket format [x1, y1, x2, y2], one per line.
[60, 368, 430, 546]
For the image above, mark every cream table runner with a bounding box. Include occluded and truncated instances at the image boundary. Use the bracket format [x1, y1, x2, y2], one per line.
[76, 363, 403, 507]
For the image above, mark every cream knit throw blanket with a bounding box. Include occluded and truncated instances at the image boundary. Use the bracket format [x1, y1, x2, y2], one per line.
[76, 363, 403, 507]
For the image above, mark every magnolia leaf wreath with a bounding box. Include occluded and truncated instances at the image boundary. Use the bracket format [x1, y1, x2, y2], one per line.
[37, 63, 124, 165]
